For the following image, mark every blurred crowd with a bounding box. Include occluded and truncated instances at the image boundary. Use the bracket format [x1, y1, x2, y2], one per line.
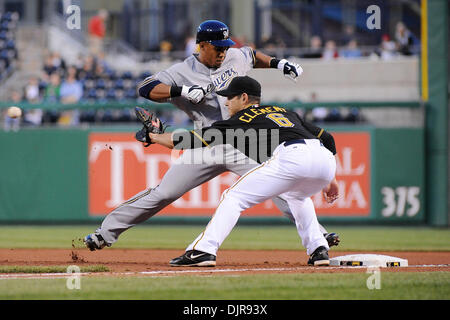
[3, 15, 419, 130]
[3, 51, 192, 130]
[0, 11, 18, 83]
[257, 22, 419, 61]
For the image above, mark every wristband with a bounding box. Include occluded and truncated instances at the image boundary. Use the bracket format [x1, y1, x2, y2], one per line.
[269, 58, 281, 69]
[170, 86, 182, 97]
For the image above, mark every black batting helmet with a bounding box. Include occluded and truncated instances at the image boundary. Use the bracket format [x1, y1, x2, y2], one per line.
[196, 20, 235, 47]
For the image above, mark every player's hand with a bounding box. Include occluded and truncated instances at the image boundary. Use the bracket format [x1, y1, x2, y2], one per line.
[322, 178, 339, 204]
[181, 85, 206, 104]
[277, 59, 303, 82]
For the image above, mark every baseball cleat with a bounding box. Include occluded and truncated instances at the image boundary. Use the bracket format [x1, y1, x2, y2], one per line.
[324, 232, 340, 247]
[307, 246, 330, 266]
[84, 233, 108, 251]
[170, 250, 216, 267]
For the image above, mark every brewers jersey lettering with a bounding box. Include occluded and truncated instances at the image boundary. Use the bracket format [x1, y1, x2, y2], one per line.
[144, 47, 256, 127]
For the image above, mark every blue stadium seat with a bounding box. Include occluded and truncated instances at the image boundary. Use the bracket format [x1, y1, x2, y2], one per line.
[139, 71, 152, 80]
[106, 70, 117, 80]
[121, 71, 133, 79]
[114, 79, 124, 89]
[125, 88, 137, 99]
[5, 39, 14, 49]
[1, 21, 10, 31]
[87, 88, 97, 100]
[106, 88, 116, 100]
[1, 12, 12, 22]
[115, 90, 125, 100]
[96, 78, 106, 89]
[96, 89, 106, 100]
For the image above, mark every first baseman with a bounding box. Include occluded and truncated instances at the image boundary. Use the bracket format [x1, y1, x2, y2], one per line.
[141, 76, 338, 266]
[84, 20, 339, 252]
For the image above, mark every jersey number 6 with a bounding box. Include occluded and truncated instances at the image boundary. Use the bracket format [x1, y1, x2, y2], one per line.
[266, 113, 294, 127]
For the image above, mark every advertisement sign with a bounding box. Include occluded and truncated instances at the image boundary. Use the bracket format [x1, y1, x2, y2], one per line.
[88, 132, 371, 217]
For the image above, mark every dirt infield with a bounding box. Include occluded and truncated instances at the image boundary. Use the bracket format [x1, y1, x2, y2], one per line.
[1, 248, 449, 276]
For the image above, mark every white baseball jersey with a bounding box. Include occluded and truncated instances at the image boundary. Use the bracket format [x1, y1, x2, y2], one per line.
[153, 47, 256, 128]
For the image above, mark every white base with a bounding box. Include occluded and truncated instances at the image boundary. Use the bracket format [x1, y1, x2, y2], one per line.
[330, 254, 408, 267]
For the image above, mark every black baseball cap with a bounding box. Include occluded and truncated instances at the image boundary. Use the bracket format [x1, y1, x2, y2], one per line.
[216, 76, 261, 98]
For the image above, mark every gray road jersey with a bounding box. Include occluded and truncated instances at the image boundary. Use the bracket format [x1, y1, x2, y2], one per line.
[154, 47, 255, 128]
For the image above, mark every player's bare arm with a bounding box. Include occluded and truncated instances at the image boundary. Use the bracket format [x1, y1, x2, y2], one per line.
[148, 132, 174, 149]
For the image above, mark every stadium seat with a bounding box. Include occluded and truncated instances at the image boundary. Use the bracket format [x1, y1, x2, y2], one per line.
[87, 88, 97, 100]
[96, 78, 106, 89]
[106, 88, 116, 100]
[115, 90, 125, 100]
[125, 88, 137, 99]
[139, 71, 152, 80]
[121, 71, 133, 79]
[114, 79, 124, 89]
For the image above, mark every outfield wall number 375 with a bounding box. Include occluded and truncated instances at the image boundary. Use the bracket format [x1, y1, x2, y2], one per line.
[381, 186, 420, 217]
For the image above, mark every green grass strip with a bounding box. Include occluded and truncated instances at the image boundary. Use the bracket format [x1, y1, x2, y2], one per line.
[0, 225, 449, 251]
[0, 265, 109, 274]
[0, 272, 449, 300]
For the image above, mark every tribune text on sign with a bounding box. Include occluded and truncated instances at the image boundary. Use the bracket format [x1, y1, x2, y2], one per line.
[88, 132, 370, 217]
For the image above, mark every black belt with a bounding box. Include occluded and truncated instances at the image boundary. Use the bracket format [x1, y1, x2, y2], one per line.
[284, 139, 306, 146]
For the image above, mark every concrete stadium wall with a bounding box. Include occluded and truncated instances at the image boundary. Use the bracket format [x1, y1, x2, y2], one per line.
[140, 57, 419, 103]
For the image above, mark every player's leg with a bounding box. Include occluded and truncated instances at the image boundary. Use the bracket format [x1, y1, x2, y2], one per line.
[226, 145, 339, 248]
[182, 141, 335, 257]
[89, 147, 227, 246]
[282, 195, 328, 255]
[184, 155, 303, 256]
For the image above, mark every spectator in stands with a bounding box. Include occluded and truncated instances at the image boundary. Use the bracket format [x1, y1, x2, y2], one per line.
[50, 52, 66, 71]
[322, 40, 339, 60]
[309, 92, 328, 123]
[42, 72, 62, 124]
[44, 73, 61, 103]
[342, 107, 362, 123]
[60, 67, 83, 104]
[260, 36, 286, 57]
[77, 55, 96, 80]
[25, 77, 41, 103]
[88, 9, 108, 55]
[340, 39, 362, 59]
[340, 24, 356, 46]
[43, 54, 58, 78]
[58, 67, 83, 126]
[395, 22, 418, 56]
[302, 35, 322, 58]
[3, 90, 22, 132]
[324, 108, 343, 122]
[159, 40, 173, 62]
[379, 34, 397, 60]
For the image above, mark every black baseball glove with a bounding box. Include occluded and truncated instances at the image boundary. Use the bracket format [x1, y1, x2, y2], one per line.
[134, 106, 167, 147]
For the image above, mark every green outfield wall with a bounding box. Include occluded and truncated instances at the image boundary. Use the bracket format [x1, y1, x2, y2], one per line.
[0, 126, 427, 225]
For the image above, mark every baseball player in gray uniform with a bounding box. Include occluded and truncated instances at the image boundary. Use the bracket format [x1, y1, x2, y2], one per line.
[84, 20, 339, 251]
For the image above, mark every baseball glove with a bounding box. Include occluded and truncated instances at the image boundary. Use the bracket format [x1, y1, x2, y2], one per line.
[134, 106, 167, 147]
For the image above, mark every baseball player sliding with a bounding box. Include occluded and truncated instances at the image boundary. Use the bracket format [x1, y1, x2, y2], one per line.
[137, 76, 339, 266]
[84, 20, 339, 252]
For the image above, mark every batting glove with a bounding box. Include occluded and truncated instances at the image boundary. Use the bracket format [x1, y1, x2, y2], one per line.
[181, 85, 206, 104]
[277, 59, 303, 82]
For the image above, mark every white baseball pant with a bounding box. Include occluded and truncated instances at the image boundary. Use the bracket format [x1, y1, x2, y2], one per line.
[186, 139, 336, 255]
